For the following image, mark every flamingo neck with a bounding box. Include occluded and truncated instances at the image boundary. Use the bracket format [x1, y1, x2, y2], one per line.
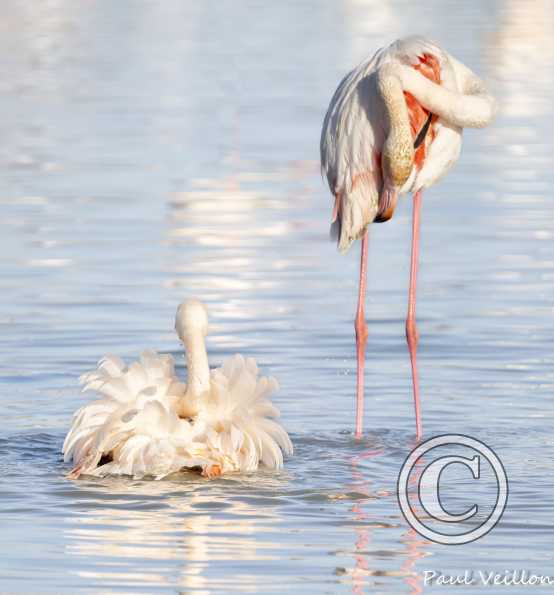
[377, 65, 415, 188]
[390, 59, 496, 129]
[184, 332, 210, 399]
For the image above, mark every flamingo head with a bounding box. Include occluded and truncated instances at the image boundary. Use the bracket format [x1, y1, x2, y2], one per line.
[376, 138, 413, 222]
[175, 299, 209, 343]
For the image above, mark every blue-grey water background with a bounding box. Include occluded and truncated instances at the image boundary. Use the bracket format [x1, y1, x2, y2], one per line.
[1, 0, 553, 593]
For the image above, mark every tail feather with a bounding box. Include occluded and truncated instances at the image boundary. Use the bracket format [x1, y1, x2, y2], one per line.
[63, 350, 187, 478]
[334, 182, 379, 253]
[199, 355, 293, 472]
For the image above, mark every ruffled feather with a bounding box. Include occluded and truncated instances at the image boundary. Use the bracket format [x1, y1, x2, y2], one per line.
[63, 351, 292, 480]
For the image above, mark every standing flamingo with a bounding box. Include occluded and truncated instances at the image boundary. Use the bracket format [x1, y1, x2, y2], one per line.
[320, 36, 496, 439]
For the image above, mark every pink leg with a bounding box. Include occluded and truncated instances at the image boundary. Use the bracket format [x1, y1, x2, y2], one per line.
[407, 191, 422, 440]
[354, 232, 369, 439]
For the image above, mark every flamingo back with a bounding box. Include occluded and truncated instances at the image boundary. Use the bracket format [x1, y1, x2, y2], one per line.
[62, 351, 292, 479]
[320, 36, 465, 253]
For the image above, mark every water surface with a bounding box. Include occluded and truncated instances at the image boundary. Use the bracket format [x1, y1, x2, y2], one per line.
[1, 0, 553, 592]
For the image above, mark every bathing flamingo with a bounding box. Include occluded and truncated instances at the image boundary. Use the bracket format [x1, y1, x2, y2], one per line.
[63, 299, 292, 479]
[320, 36, 496, 439]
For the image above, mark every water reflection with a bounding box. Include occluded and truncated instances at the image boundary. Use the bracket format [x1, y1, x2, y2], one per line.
[399, 529, 427, 595]
[349, 449, 383, 594]
[488, 0, 554, 117]
[336, 445, 430, 594]
[64, 475, 287, 592]
[166, 158, 316, 250]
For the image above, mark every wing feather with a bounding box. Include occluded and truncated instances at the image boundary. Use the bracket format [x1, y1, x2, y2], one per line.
[192, 355, 293, 473]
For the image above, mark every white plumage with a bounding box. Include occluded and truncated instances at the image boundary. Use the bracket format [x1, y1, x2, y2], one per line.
[63, 300, 292, 479]
[321, 35, 496, 252]
[320, 36, 496, 440]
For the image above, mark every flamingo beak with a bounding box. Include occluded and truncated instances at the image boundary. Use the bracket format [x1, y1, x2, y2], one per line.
[413, 112, 433, 149]
[375, 184, 399, 223]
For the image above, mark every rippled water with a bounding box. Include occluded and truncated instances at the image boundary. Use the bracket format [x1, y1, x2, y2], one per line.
[1, 0, 553, 592]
